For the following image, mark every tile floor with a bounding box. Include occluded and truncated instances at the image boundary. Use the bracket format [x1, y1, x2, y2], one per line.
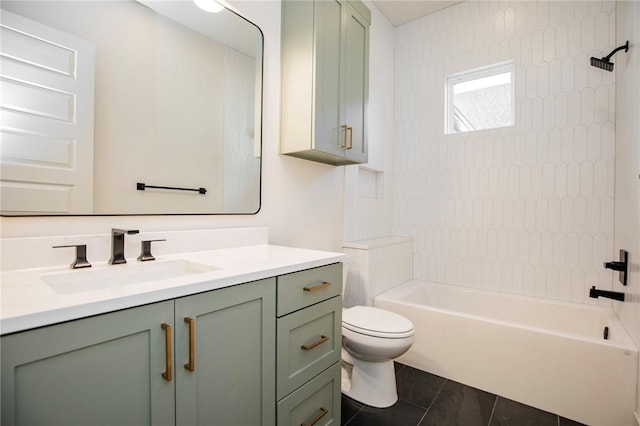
[341, 363, 587, 426]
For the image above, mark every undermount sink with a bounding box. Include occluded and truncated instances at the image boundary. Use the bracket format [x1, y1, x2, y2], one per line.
[42, 259, 219, 294]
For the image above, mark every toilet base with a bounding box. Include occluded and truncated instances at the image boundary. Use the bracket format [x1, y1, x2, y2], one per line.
[341, 357, 398, 408]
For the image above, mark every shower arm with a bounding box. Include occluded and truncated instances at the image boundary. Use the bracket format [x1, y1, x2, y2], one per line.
[602, 41, 629, 61]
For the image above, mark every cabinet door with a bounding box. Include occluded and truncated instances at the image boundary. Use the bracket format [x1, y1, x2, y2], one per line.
[313, 0, 346, 158]
[175, 278, 276, 426]
[1, 301, 175, 426]
[343, 1, 369, 164]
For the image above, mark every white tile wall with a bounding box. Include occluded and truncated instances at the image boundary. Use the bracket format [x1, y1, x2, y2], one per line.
[393, 0, 617, 304]
[610, 0, 640, 415]
[344, 1, 395, 243]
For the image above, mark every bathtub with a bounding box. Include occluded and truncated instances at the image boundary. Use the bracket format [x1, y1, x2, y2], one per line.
[374, 280, 638, 426]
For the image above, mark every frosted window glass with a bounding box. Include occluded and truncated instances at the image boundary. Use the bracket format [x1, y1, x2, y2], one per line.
[446, 62, 515, 134]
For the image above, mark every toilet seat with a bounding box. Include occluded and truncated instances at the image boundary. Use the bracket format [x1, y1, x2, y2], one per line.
[342, 306, 414, 339]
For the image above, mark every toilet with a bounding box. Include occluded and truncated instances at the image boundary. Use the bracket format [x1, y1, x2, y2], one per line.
[342, 236, 416, 408]
[341, 306, 415, 408]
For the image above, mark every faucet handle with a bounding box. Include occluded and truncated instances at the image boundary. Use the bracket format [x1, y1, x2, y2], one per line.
[53, 244, 92, 269]
[112, 228, 140, 235]
[137, 239, 166, 262]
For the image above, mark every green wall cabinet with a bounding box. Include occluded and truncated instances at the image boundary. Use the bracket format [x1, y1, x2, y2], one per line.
[1, 278, 276, 426]
[280, 0, 370, 166]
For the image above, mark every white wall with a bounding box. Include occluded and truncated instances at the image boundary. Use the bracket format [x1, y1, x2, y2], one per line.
[613, 0, 640, 418]
[344, 0, 395, 243]
[0, 0, 396, 255]
[393, 0, 618, 304]
[0, 0, 346, 252]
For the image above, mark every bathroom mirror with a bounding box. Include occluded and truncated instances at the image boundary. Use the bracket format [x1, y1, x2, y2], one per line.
[0, 0, 263, 216]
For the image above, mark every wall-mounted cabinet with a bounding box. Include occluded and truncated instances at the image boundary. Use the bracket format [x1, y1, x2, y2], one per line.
[280, 0, 370, 166]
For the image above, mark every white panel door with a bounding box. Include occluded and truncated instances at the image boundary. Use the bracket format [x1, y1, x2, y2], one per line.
[0, 10, 95, 214]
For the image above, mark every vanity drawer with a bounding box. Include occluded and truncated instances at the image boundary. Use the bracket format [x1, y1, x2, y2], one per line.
[277, 263, 342, 316]
[277, 362, 341, 426]
[277, 296, 341, 399]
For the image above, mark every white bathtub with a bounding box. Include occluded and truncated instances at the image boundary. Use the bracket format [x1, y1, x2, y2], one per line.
[374, 280, 638, 426]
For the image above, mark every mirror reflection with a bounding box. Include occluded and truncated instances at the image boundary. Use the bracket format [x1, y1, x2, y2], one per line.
[0, 0, 263, 215]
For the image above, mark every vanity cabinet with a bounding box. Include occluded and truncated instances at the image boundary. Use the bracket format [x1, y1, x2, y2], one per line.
[275, 263, 343, 426]
[175, 279, 276, 425]
[280, 0, 370, 166]
[1, 278, 276, 426]
[1, 300, 176, 426]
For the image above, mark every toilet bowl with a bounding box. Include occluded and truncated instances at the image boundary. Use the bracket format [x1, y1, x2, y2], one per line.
[341, 306, 415, 408]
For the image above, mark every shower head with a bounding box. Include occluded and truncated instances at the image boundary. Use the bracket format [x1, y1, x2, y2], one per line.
[590, 56, 614, 71]
[590, 41, 629, 72]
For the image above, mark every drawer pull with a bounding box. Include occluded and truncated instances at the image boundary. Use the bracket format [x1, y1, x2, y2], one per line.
[161, 323, 172, 381]
[301, 335, 329, 351]
[301, 407, 328, 426]
[303, 281, 332, 292]
[184, 317, 195, 372]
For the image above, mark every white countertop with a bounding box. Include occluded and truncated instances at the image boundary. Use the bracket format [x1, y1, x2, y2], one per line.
[1, 244, 345, 335]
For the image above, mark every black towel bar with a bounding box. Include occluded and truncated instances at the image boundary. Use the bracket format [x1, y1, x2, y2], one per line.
[137, 182, 207, 195]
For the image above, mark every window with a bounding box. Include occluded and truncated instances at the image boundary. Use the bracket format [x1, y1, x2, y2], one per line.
[445, 61, 514, 134]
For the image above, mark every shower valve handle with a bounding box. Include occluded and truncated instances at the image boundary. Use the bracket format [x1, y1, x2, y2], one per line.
[603, 250, 628, 286]
[603, 261, 625, 271]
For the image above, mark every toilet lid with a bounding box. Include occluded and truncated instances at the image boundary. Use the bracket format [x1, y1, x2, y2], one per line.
[342, 306, 414, 338]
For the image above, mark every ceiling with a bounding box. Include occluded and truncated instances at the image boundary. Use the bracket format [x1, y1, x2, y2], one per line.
[373, 0, 462, 26]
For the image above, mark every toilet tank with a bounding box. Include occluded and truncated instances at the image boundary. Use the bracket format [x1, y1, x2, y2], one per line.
[343, 236, 413, 308]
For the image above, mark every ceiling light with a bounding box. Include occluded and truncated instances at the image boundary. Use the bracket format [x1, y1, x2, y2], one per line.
[193, 0, 224, 13]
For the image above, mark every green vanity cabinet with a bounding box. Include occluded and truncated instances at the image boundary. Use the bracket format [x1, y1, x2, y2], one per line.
[175, 279, 276, 426]
[1, 300, 176, 426]
[1, 262, 342, 426]
[1, 278, 276, 426]
[280, 0, 370, 166]
[276, 264, 343, 426]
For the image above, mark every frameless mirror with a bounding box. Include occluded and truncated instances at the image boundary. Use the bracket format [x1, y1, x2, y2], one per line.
[0, 0, 263, 215]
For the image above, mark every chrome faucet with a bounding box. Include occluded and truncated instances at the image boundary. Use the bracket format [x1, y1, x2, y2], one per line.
[109, 228, 139, 265]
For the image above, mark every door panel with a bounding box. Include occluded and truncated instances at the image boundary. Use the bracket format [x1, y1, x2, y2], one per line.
[1, 301, 175, 426]
[313, 0, 344, 157]
[0, 11, 95, 213]
[175, 279, 276, 425]
[344, 3, 368, 163]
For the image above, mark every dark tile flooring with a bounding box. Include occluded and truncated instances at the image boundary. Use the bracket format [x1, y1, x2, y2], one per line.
[341, 363, 587, 426]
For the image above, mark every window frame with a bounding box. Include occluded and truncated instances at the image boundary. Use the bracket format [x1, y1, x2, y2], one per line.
[445, 61, 515, 135]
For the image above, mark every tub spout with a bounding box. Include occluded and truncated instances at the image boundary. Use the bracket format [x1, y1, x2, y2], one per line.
[589, 286, 625, 302]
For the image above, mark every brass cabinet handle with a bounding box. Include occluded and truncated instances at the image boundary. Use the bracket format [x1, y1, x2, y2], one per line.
[301, 335, 329, 351]
[341, 124, 349, 148]
[161, 323, 172, 381]
[303, 281, 331, 292]
[347, 126, 353, 150]
[301, 407, 328, 426]
[184, 317, 195, 372]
